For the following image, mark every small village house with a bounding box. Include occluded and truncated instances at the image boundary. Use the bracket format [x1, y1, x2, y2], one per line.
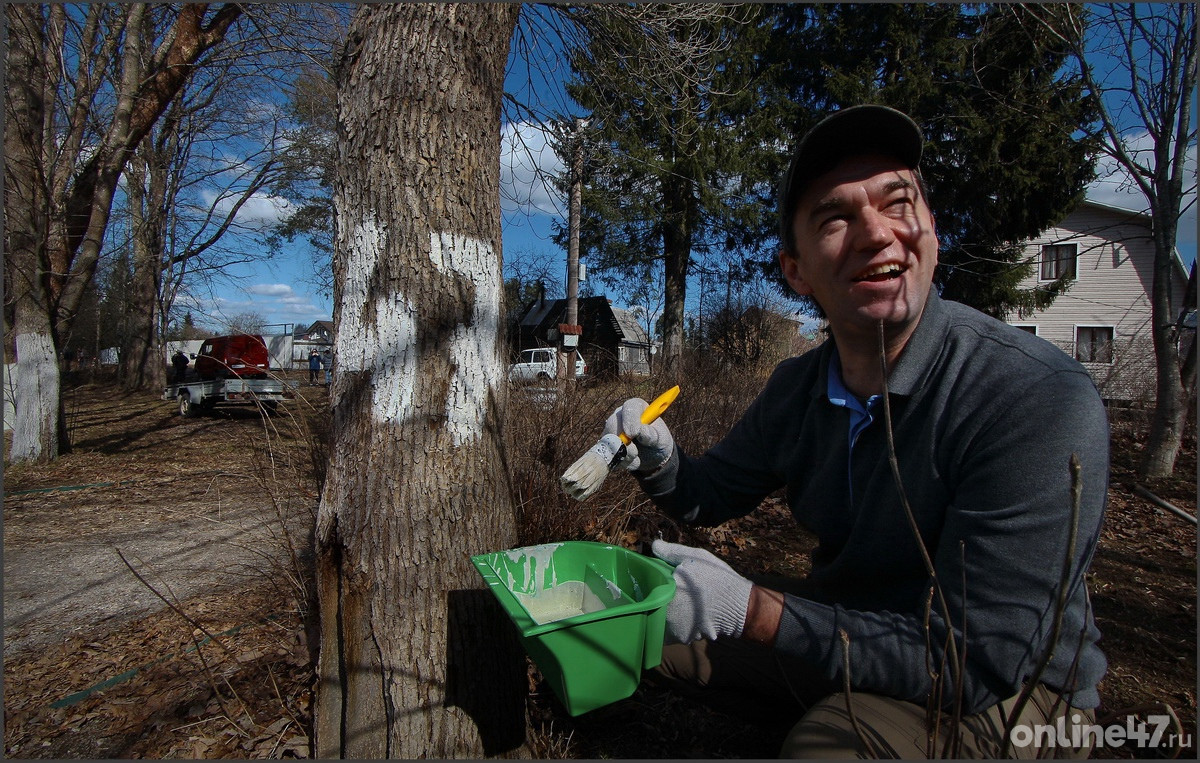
[512, 295, 653, 378]
[1005, 201, 1194, 404]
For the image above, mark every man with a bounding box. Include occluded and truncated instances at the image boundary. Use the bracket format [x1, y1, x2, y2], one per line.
[308, 348, 321, 385]
[603, 105, 1108, 757]
[171, 350, 190, 383]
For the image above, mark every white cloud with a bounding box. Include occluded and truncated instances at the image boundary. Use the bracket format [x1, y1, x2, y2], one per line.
[500, 120, 566, 217]
[182, 285, 330, 334]
[204, 190, 294, 229]
[1085, 130, 1197, 263]
[247, 283, 296, 297]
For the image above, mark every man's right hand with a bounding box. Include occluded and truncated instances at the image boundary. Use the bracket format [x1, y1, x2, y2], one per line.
[602, 397, 675, 474]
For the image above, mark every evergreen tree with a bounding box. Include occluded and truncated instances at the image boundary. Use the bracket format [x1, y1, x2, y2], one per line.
[758, 3, 1098, 318]
[267, 63, 341, 297]
[97, 247, 136, 364]
[559, 5, 765, 369]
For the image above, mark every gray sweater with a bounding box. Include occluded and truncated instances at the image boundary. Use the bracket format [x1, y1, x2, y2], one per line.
[642, 293, 1108, 714]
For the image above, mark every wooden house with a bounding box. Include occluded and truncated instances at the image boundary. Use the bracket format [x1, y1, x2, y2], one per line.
[1005, 201, 1192, 403]
[512, 295, 652, 378]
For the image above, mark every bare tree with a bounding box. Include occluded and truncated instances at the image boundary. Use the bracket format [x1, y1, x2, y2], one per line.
[120, 53, 287, 391]
[314, 4, 525, 757]
[1021, 3, 1196, 476]
[225, 311, 267, 336]
[4, 3, 243, 462]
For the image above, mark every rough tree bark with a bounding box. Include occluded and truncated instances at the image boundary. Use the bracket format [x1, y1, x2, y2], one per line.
[660, 178, 695, 374]
[121, 139, 168, 391]
[5, 3, 62, 460]
[314, 4, 526, 758]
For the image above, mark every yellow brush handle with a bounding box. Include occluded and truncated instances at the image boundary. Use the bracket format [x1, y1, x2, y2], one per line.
[618, 385, 681, 445]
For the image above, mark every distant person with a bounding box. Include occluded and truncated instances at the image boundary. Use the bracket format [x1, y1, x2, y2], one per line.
[308, 349, 321, 385]
[171, 350, 189, 383]
[322, 349, 332, 386]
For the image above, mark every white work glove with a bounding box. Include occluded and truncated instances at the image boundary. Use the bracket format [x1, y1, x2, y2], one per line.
[652, 539, 753, 643]
[603, 397, 675, 474]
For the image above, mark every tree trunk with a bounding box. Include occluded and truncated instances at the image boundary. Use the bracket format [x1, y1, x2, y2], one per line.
[121, 142, 166, 391]
[659, 176, 693, 374]
[1139, 211, 1187, 477]
[5, 4, 243, 463]
[315, 4, 525, 758]
[5, 3, 62, 461]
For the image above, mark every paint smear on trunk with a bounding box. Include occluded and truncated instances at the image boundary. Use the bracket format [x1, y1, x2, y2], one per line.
[334, 216, 500, 435]
[11, 332, 60, 462]
[428, 231, 502, 446]
[336, 214, 418, 423]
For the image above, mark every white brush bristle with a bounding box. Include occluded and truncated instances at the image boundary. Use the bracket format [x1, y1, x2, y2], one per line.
[560, 450, 611, 501]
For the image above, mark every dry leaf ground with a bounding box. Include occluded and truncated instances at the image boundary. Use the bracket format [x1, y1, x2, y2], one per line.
[3, 376, 1195, 758]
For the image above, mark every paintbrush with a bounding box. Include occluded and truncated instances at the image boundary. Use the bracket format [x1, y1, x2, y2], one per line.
[560, 385, 681, 501]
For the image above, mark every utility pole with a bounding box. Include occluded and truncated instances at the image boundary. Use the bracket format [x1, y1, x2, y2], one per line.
[560, 117, 585, 382]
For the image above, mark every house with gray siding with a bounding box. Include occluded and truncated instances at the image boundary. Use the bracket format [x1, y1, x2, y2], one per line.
[1005, 201, 1192, 403]
[511, 295, 653, 378]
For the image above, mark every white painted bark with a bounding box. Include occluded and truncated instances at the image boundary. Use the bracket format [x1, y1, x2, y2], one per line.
[430, 231, 504, 447]
[11, 334, 61, 462]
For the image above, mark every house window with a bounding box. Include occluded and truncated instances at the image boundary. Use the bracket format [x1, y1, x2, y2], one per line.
[1040, 244, 1078, 281]
[1076, 326, 1114, 364]
[1013, 325, 1038, 336]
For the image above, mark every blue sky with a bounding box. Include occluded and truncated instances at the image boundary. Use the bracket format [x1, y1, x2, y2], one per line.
[197, 13, 1197, 333]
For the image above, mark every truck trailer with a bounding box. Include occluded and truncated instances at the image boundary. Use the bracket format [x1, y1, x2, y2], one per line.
[165, 333, 298, 416]
[163, 376, 299, 417]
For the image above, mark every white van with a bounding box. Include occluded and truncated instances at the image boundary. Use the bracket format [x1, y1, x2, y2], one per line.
[508, 348, 587, 382]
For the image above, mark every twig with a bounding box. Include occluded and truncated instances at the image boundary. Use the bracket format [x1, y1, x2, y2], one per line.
[267, 719, 295, 758]
[876, 322, 964, 731]
[921, 586, 941, 759]
[114, 548, 247, 735]
[114, 548, 230, 653]
[266, 662, 306, 738]
[946, 541, 969, 759]
[838, 628, 884, 759]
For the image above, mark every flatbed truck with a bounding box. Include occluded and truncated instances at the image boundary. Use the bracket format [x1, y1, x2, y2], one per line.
[163, 376, 300, 417]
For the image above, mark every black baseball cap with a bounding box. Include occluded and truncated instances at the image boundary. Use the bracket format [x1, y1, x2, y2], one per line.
[778, 105, 924, 251]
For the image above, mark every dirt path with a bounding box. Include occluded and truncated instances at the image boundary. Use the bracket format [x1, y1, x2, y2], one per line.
[3, 381, 321, 758]
[3, 380, 320, 661]
[3, 485, 306, 658]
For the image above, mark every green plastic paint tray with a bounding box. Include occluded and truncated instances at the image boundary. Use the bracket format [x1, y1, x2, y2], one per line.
[471, 541, 676, 716]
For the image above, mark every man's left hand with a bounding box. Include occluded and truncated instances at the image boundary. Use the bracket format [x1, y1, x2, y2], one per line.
[652, 539, 753, 643]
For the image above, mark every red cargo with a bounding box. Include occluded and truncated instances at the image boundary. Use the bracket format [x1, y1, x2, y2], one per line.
[194, 334, 270, 379]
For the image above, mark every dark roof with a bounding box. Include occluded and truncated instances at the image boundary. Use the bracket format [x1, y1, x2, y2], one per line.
[519, 296, 604, 332]
[297, 320, 335, 338]
[517, 296, 649, 344]
[610, 306, 649, 345]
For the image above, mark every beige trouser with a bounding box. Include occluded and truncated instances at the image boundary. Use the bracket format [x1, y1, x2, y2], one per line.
[655, 638, 1095, 759]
